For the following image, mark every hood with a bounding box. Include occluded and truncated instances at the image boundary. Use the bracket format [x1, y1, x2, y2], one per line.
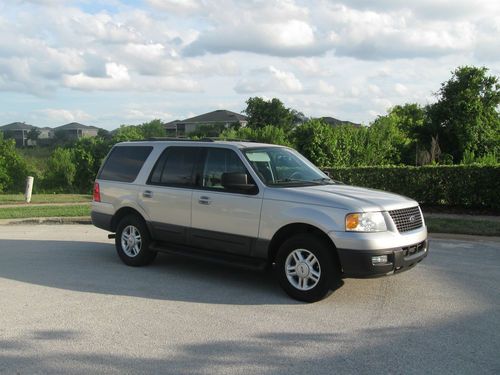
[263, 183, 417, 212]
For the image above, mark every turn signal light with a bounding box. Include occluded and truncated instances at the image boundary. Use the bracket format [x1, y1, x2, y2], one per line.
[345, 213, 359, 230]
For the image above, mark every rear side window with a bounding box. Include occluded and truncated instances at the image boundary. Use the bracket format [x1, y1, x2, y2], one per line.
[98, 146, 153, 182]
[148, 147, 199, 187]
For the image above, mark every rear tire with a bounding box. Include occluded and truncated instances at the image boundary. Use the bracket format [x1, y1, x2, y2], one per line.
[115, 215, 157, 266]
[275, 233, 339, 302]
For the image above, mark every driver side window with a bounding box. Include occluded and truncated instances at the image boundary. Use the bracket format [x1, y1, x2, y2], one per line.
[202, 148, 250, 190]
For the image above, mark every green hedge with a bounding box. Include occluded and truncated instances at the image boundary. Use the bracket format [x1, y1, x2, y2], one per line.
[324, 165, 500, 210]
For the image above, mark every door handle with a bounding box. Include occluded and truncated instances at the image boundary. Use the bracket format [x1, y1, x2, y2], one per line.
[198, 196, 211, 205]
[143, 190, 153, 198]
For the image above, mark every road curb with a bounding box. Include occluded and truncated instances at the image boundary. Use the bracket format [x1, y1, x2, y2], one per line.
[0, 216, 92, 225]
[429, 233, 500, 243]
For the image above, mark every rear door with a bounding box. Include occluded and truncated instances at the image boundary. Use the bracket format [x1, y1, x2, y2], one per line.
[190, 147, 263, 256]
[139, 146, 200, 245]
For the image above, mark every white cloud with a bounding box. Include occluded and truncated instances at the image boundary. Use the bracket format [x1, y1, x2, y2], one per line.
[0, 0, 499, 128]
[64, 62, 130, 91]
[124, 108, 174, 122]
[235, 65, 302, 94]
[146, 0, 202, 14]
[38, 108, 92, 123]
[394, 83, 409, 95]
[317, 80, 336, 95]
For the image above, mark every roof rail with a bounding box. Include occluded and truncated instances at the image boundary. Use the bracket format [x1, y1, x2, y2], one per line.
[144, 137, 215, 142]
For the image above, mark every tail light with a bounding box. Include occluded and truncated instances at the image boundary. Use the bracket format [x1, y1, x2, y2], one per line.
[93, 182, 101, 202]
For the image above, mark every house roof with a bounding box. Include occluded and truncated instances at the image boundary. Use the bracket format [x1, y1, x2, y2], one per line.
[0, 122, 36, 131]
[320, 117, 361, 128]
[54, 122, 100, 131]
[180, 110, 248, 124]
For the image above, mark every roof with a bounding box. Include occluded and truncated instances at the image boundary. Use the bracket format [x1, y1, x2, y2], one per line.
[180, 110, 248, 124]
[0, 122, 36, 131]
[54, 122, 100, 131]
[320, 117, 361, 128]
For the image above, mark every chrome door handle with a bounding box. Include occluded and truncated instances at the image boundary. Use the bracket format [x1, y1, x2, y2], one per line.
[198, 196, 211, 205]
[143, 190, 153, 198]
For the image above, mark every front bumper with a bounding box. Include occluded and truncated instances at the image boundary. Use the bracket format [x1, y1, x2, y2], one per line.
[337, 240, 429, 277]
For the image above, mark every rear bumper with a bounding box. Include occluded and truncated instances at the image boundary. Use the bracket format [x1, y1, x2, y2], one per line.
[338, 240, 429, 277]
[91, 211, 113, 232]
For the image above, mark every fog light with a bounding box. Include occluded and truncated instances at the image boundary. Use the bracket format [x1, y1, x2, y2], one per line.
[372, 255, 388, 265]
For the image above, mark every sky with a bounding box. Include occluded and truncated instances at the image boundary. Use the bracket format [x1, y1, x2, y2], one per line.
[0, 0, 499, 130]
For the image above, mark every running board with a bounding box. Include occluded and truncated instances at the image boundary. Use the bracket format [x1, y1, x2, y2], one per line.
[149, 241, 267, 271]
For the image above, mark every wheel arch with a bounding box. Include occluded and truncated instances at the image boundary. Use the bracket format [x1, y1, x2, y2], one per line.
[267, 223, 340, 267]
[111, 207, 149, 233]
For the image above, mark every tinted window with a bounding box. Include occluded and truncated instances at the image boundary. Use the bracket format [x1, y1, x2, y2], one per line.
[99, 146, 153, 182]
[202, 148, 249, 190]
[149, 147, 199, 187]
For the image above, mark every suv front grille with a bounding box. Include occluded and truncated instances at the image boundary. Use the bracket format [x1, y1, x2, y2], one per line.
[389, 206, 423, 233]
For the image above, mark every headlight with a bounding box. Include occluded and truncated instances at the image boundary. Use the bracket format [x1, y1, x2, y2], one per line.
[345, 212, 387, 232]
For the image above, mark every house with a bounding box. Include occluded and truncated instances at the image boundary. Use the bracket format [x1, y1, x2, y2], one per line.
[320, 117, 361, 128]
[165, 110, 248, 136]
[0, 122, 36, 146]
[53, 122, 99, 140]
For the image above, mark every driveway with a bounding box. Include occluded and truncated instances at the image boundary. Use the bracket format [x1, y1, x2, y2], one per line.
[0, 225, 499, 374]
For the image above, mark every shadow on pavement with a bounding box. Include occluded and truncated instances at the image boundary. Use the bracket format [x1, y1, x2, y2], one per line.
[0, 316, 499, 374]
[0, 239, 291, 305]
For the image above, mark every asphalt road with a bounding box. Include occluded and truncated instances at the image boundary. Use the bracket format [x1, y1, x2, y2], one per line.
[0, 225, 499, 375]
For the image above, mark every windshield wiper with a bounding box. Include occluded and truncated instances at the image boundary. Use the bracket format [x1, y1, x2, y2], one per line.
[271, 178, 323, 185]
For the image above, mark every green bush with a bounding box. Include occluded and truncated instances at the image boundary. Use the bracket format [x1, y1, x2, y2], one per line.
[0, 134, 30, 193]
[42, 148, 76, 192]
[325, 165, 500, 209]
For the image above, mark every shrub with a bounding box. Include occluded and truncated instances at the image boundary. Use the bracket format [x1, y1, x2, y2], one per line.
[324, 165, 500, 210]
[0, 135, 30, 192]
[42, 148, 76, 192]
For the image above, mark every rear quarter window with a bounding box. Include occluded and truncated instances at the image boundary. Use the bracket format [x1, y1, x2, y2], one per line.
[98, 146, 153, 182]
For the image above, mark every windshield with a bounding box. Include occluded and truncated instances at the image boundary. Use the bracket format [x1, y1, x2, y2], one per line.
[243, 147, 334, 187]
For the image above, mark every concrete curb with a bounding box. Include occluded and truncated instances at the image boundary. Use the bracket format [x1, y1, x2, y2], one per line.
[0, 216, 92, 226]
[429, 233, 500, 243]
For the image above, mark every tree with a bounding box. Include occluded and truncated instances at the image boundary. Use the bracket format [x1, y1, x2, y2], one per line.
[112, 125, 144, 142]
[429, 66, 500, 162]
[243, 97, 295, 130]
[43, 148, 76, 192]
[0, 133, 29, 192]
[71, 137, 112, 193]
[219, 125, 291, 146]
[141, 119, 165, 139]
[368, 104, 427, 165]
[292, 119, 336, 167]
[366, 114, 412, 165]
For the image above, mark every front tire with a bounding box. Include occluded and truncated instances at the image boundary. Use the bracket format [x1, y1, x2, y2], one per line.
[275, 234, 339, 302]
[115, 215, 157, 266]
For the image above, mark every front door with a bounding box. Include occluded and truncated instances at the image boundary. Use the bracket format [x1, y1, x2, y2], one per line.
[191, 148, 263, 256]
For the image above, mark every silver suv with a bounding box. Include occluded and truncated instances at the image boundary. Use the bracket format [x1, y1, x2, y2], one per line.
[92, 140, 428, 302]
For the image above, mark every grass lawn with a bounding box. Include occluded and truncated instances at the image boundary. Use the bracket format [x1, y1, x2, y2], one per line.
[0, 204, 91, 219]
[426, 217, 500, 236]
[0, 194, 91, 204]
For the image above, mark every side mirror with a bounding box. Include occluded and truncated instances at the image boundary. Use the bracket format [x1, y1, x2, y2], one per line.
[221, 172, 256, 191]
